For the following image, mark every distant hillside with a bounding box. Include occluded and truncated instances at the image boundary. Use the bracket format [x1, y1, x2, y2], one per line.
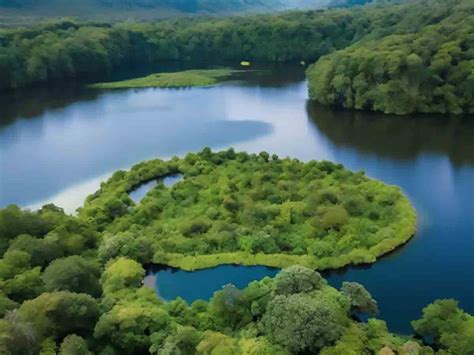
[0, 0, 372, 22]
[0, 0, 326, 13]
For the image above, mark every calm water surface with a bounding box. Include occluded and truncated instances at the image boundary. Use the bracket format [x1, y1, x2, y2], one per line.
[144, 265, 279, 302]
[0, 66, 473, 333]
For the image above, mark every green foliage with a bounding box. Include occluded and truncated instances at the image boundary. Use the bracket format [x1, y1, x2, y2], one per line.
[262, 293, 348, 352]
[341, 281, 378, 316]
[1, 0, 471, 113]
[156, 325, 202, 355]
[0, 1, 432, 91]
[1, 266, 44, 303]
[0, 294, 17, 318]
[0, 149, 469, 354]
[307, 0, 474, 114]
[412, 299, 474, 354]
[101, 257, 145, 294]
[0, 0, 329, 21]
[98, 230, 154, 264]
[320, 320, 430, 355]
[18, 291, 100, 342]
[319, 205, 349, 230]
[210, 284, 252, 331]
[80, 149, 416, 271]
[196, 331, 239, 354]
[59, 334, 92, 355]
[94, 298, 171, 353]
[40, 338, 57, 355]
[5, 218, 98, 268]
[0, 250, 469, 355]
[0, 310, 39, 354]
[42, 256, 102, 297]
[0, 205, 99, 305]
[274, 265, 326, 295]
[90, 69, 238, 89]
[0, 204, 66, 254]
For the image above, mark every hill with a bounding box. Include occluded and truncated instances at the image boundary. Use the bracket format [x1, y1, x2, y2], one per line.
[0, 0, 352, 22]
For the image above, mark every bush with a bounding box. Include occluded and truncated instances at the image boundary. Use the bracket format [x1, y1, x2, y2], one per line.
[274, 265, 326, 295]
[263, 294, 347, 352]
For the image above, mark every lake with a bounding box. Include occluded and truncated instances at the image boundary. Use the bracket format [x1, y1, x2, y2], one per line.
[0, 65, 472, 334]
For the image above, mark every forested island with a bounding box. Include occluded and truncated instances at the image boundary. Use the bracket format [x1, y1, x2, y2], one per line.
[79, 149, 416, 270]
[0, 0, 472, 114]
[0, 0, 473, 352]
[0, 149, 473, 354]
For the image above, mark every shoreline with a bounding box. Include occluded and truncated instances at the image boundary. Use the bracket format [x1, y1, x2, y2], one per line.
[151, 193, 417, 272]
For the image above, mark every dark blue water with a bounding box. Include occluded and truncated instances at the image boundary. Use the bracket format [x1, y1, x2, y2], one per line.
[144, 265, 279, 301]
[0, 67, 472, 334]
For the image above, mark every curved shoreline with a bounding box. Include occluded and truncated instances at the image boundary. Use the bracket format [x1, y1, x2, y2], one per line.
[82, 150, 418, 273]
[152, 192, 417, 272]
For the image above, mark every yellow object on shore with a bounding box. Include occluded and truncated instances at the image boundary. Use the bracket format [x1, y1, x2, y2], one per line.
[240, 61, 251, 66]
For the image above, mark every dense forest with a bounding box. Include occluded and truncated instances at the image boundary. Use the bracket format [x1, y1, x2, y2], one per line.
[78, 149, 416, 270]
[0, 0, 472, 114]
[307, 0, 474, 114]
[0, 0, 321, 12]
[0, 4, 389, 89]
[0, 0, 363, 20]
[0, 149, 472, 354]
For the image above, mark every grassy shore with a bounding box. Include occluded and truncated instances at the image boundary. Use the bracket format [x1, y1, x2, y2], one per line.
[81, 150, 418, 272]
[89, 69, 238, 89]
[154, 195, 417, 271]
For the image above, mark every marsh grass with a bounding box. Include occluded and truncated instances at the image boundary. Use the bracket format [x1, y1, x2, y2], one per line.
[89, 69, 239, 89]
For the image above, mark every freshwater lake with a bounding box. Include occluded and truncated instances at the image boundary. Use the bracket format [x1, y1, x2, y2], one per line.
[1, 65, 472, 333]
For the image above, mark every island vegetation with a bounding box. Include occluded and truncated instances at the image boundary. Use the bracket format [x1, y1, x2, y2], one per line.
[78, 148, 416, 271]
[89, 69, 239, 89]
[0, 149, 472, 354]
[0, 0, 472, 115]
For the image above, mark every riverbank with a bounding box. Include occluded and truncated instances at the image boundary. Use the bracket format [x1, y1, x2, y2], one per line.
[153, 195, 416, 271]
[81, 149, 417, 274]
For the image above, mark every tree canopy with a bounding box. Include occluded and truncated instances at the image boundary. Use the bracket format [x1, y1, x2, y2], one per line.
[0, 150, 471, 354]
[307, 0, 474, 114]
[78, 149, 416, 271]
[1, 0, 471, 114]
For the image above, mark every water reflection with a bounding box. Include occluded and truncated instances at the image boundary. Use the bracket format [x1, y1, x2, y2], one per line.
[307, 103, 474, 166]
[0, 87, 272, 207]
[144, 264, 279, 302]
[0, 86, 99, 127]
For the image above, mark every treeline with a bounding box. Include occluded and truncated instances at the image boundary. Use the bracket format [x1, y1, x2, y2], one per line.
[307, 0, 474, 114]
[0, 150, 472, 353]
[77, 149, 416, 271]
[0, 0, 455, 91]
[0, 0, 308, 12]
[0, 0, 278, 12]
[0, 0, 365, 14]
[0, 205, 472, 354]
